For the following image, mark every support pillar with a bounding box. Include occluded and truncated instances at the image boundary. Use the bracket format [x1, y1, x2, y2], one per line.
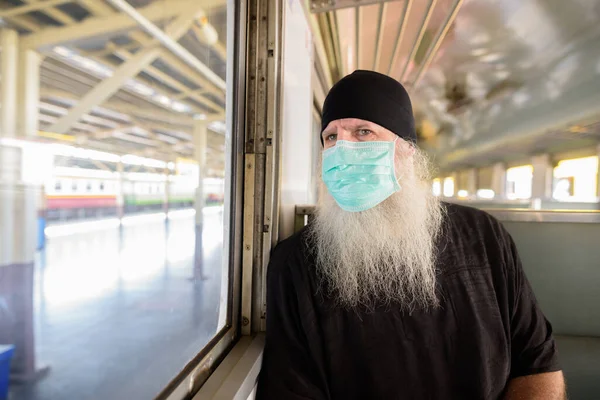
[0, 29, 47, 382]
[1, 29, 19, 265]
[193, 120, 207, 280]
[466, 168, 477, 199]
[17, 49, 41, 138]
[531, 154, 553, 208]
[449, 172, 458, 197]
[491, 162, 507, 200]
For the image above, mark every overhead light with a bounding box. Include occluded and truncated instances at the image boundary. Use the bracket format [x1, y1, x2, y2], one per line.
[480, 53, 502, 63]
[494, 70, 510, 79]
[195, 16, 219, 46]
[470, 48, 487, 57]
[477, 189, 495, 199]
[468, 33, 490, 46]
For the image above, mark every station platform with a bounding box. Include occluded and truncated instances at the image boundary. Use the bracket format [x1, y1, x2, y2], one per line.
[9, 208, 226, 400]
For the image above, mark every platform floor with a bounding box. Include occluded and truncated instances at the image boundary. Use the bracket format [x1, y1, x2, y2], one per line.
[10, 209, 227, 400]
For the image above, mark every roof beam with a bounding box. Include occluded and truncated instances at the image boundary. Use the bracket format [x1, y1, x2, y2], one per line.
[19, 0, 76, 25]
[0, 0, 72, 18]
[92, 125, 133, 140]
[48, 12, 201, 134]
[128, 30, 224, 98]
[21, 0, 203, 50]
[373, 2, 387, 71]
[399, 0, 438, 82]
[0, 4, 41, 32]
[105, 0, 226, 92]
[109, 48, 223, 112]
[42, 87, 197, 126]
[76, 0, 114, 17]
[159, 51, 225, 98]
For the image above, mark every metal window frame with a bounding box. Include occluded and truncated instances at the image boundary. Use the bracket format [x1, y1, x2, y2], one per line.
[156, 0, 248, 398]
[241, 0, 284, 336]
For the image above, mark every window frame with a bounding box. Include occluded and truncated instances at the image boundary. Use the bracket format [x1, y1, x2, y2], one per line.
[156, 0, 247, 398]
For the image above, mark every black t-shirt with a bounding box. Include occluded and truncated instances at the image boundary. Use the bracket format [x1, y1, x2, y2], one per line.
[256, 203, 560, 400]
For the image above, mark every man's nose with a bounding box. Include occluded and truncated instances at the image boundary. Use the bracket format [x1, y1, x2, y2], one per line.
[336, 129, 356, 142]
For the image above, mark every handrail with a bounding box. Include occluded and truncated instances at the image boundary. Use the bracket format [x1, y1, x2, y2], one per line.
[294, 204, 600, 228]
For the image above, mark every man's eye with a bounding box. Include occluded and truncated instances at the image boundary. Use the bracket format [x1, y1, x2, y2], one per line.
[357, 129, 372, 136]
[325, 134, 337, 141]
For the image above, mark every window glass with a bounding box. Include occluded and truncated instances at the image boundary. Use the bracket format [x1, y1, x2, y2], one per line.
[1, 2, 234, 399]
[506, 165, 533, 200]
[443, 177, 455, 197]
[432, 178, 441, 196]
[553, 156, 598, 202]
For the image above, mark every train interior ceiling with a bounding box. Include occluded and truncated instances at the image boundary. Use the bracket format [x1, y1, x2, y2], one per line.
[0, 0, 599, 399]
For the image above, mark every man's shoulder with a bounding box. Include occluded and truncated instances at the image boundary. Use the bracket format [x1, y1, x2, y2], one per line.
[443, 201, 506, 235]
[271, 227, 309, 258]
[268, 227, 311, 279]
[441, 202, 514, 268]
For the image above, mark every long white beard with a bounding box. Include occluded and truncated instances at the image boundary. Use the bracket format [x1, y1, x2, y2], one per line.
[308, 147, 446, 311]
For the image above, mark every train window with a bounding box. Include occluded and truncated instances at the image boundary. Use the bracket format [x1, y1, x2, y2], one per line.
[553, 156, 599, 202]
[443, 177, 455, 197]
[506, 165, 533, 200]
[432, 178, 441, 196]
[1, 2, 240, 400]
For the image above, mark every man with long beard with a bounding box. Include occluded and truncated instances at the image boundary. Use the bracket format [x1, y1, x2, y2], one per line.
[257, 70, 565, 399]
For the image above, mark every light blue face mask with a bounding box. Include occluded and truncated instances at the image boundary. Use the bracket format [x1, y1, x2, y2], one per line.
[322, 139, 401, 212]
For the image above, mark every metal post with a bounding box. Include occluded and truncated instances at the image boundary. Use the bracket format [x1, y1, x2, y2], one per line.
[193, 119, 207, 280]
[116, 162, 125, 219]
[163, 163, 171, 215]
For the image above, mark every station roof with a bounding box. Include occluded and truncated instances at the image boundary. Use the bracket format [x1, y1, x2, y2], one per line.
[1, 0, 227, 177]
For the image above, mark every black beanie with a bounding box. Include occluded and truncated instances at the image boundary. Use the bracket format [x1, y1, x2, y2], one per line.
[321, 70, 416, 145]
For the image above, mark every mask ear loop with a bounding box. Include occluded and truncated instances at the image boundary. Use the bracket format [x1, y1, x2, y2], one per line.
[391, 137, 403, 190]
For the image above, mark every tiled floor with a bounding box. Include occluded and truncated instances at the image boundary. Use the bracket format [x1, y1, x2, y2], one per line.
[9, 209, 227, 400]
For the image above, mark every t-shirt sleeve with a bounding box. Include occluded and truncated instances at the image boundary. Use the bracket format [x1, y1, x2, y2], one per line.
[256, 243, 329, 400]
[503, 227, 561, 378]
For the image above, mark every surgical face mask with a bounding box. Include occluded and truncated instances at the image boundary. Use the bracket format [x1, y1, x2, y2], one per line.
[322, 139, 400, 212]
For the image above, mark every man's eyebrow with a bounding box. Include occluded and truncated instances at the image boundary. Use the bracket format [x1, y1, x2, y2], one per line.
[355, 124, 377, 130]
